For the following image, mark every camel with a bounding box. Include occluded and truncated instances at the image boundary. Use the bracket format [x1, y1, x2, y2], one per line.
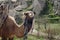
[0, 9, 35, 40]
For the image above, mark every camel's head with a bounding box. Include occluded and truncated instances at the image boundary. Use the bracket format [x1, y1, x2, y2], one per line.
[0, 3, 8, 17]
[0, 4, 3, 15]
[24, 11, 36, 19]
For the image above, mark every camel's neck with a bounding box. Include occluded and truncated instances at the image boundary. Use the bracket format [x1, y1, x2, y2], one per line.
[23, 17, 34, 36]
[24, 17, 34, 27]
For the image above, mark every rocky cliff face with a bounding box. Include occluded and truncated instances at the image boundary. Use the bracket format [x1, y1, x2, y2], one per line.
[32, 0, 60, 15]
[0, 0, 60, 15]
[53, 0, 60, 15]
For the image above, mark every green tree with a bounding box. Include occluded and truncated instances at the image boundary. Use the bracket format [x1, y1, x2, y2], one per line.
[39, 0, 54, 16]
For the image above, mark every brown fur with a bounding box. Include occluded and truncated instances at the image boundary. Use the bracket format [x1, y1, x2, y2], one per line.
[0, 16, 25, 38]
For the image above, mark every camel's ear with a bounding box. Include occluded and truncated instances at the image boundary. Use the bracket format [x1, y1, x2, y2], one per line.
[34, 12, 36, 15]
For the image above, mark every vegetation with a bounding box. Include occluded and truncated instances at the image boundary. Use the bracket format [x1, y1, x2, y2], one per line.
[0, 0, 60, 40]
[39, 0, 53, 15]
[38, 0, 60, 23]
[14, 35, 44, 40]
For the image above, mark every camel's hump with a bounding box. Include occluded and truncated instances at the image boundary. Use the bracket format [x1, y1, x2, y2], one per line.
[8, 15, 23, 27]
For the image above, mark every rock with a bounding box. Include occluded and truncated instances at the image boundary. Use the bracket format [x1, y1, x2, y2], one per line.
[9, 9, 16, 17]
[17, 0, 28, 8]
[32, 0, 41, 15]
